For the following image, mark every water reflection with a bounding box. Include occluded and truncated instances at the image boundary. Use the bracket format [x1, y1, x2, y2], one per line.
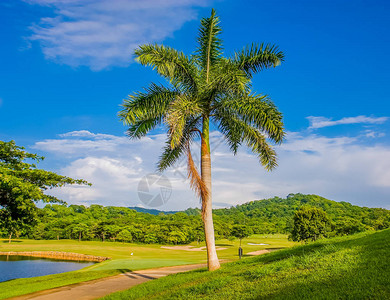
[0, 255, 95, 282]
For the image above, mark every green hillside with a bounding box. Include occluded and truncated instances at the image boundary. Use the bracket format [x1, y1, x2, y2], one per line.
[102, 229, 390, 300]
[213, 193, 390, 234]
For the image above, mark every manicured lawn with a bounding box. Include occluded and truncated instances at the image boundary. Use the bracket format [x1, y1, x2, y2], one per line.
[101, 229, 390, 299]
[0, 234, 295, 298]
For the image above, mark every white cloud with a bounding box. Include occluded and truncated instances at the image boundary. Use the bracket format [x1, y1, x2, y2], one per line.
[34, 130, 164, 155]
[35, 127, 390, 210]
[363, 130, 385, 139]
[48, 156, 143, 205]
[25, 0, 211, 70]
[35, 130, 197, 208]
[307, 115, 388, 129]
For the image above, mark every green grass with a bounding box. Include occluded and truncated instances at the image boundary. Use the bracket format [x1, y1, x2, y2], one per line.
[0, 269, 120, 299]
[0, 235, 295, 298]
[101, 229, 390, 299]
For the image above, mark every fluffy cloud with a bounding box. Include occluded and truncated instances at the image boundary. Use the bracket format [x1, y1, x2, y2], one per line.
[34, 130, 197, 208]
[34, 126, 390, 210]
[307, 115, 388, 129]
[25, 0, 211, 70]
[48, 156, 142, 205]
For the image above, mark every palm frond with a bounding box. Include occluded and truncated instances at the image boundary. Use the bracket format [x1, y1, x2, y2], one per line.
[242, 125, 278, 171]
[119, 83, 178, 138]
[212, 110, 241, 154]
[157, 140, 187, 173]
[166, 95, 202, 149]
[135, 44, 198, 93]
[213, 110, 278, 170]
[195, 8, 223, 82]
[126, 118, 160, 139]
[215, 94, 285, 144]
[233, 43, 284, 78]
[157, 117, 201, 172]
[208, 59, 249, 98]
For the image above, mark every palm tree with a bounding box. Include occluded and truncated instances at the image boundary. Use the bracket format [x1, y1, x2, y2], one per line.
[119, 9, 285, 271]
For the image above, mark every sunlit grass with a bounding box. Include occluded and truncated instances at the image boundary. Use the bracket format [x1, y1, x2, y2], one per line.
[0, 234, 295, 298]
[101, 229, 390, 299]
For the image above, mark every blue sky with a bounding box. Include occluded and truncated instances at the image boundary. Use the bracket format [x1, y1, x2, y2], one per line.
[0, 0, 389, 210]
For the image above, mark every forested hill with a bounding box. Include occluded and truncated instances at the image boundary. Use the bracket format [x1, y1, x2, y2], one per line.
[128, 207, 178, 215]
[1, 194, 389, 244]
[212, 193, 390, 234]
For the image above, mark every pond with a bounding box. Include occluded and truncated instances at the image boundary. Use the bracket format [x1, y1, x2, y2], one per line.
[0, 255, 96, 282]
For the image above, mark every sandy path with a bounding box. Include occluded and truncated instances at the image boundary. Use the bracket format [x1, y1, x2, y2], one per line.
[160, 245, 227, 251]
[246, 249, 270, 256]
[8, 264, 206, 300]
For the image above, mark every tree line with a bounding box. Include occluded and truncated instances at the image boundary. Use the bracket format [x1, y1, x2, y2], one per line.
[1, 194, 389, 244]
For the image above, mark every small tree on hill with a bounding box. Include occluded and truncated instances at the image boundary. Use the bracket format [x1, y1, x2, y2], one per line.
[231, 224, 252, 247]
[290, 206, 330, 242]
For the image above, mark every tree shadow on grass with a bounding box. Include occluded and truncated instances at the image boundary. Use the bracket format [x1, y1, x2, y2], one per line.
[116, 269, 133, 275]
[117, 270, 156, 280]
[266, 247, 285, 251]
[2, 240, 23, 243]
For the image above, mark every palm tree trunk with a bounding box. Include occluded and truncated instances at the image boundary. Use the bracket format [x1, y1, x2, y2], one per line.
[8, 232, 12, 244]
[201, 117, 220, 271]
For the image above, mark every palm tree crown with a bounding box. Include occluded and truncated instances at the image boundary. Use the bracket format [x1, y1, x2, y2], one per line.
[119, 9, 285, 271]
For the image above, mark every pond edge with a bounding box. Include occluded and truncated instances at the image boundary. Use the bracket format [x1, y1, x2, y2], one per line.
[0, 251, 110, 262]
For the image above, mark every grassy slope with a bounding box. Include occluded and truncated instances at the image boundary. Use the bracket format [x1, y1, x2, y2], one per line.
[102, 229, 390, 300]
[0, 235, 294, 299]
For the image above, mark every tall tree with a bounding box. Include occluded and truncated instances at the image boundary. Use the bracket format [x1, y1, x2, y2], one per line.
[119, 9, 285, 270]
[0, 140, 89, 241]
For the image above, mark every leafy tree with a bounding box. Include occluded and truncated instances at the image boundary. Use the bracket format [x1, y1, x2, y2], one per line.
[71, 223, 90, 241]
[119, 9, 284, 270]
[167, 230, 188, 244]
[0, 140, 89, 241]
[0, 213, 20, 243]
[290, 207, 330, 242]
[191, 223, 205, 244]
[231, 224, 252, 247]
[117, 229, 133, 243]
[143, 233, 158, 244]
[104, 224, 122, 241]
[334, 218, 367, 236]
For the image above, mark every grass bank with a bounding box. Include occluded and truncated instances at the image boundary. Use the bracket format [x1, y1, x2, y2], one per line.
[0, 234, 294, 298]
[102, 229, 390, 299]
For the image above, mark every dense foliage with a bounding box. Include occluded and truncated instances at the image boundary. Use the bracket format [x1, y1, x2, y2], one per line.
[214, 194, 390, 236]
[290, 206, 330, 242]
[0, 140, 89, 240]
[1, 194, 388, 244]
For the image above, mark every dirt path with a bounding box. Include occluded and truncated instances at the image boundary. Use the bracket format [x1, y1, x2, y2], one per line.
[8, 264, 206, 300]
[247, 249, 270, 256]
[160, 245, 227, 251]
